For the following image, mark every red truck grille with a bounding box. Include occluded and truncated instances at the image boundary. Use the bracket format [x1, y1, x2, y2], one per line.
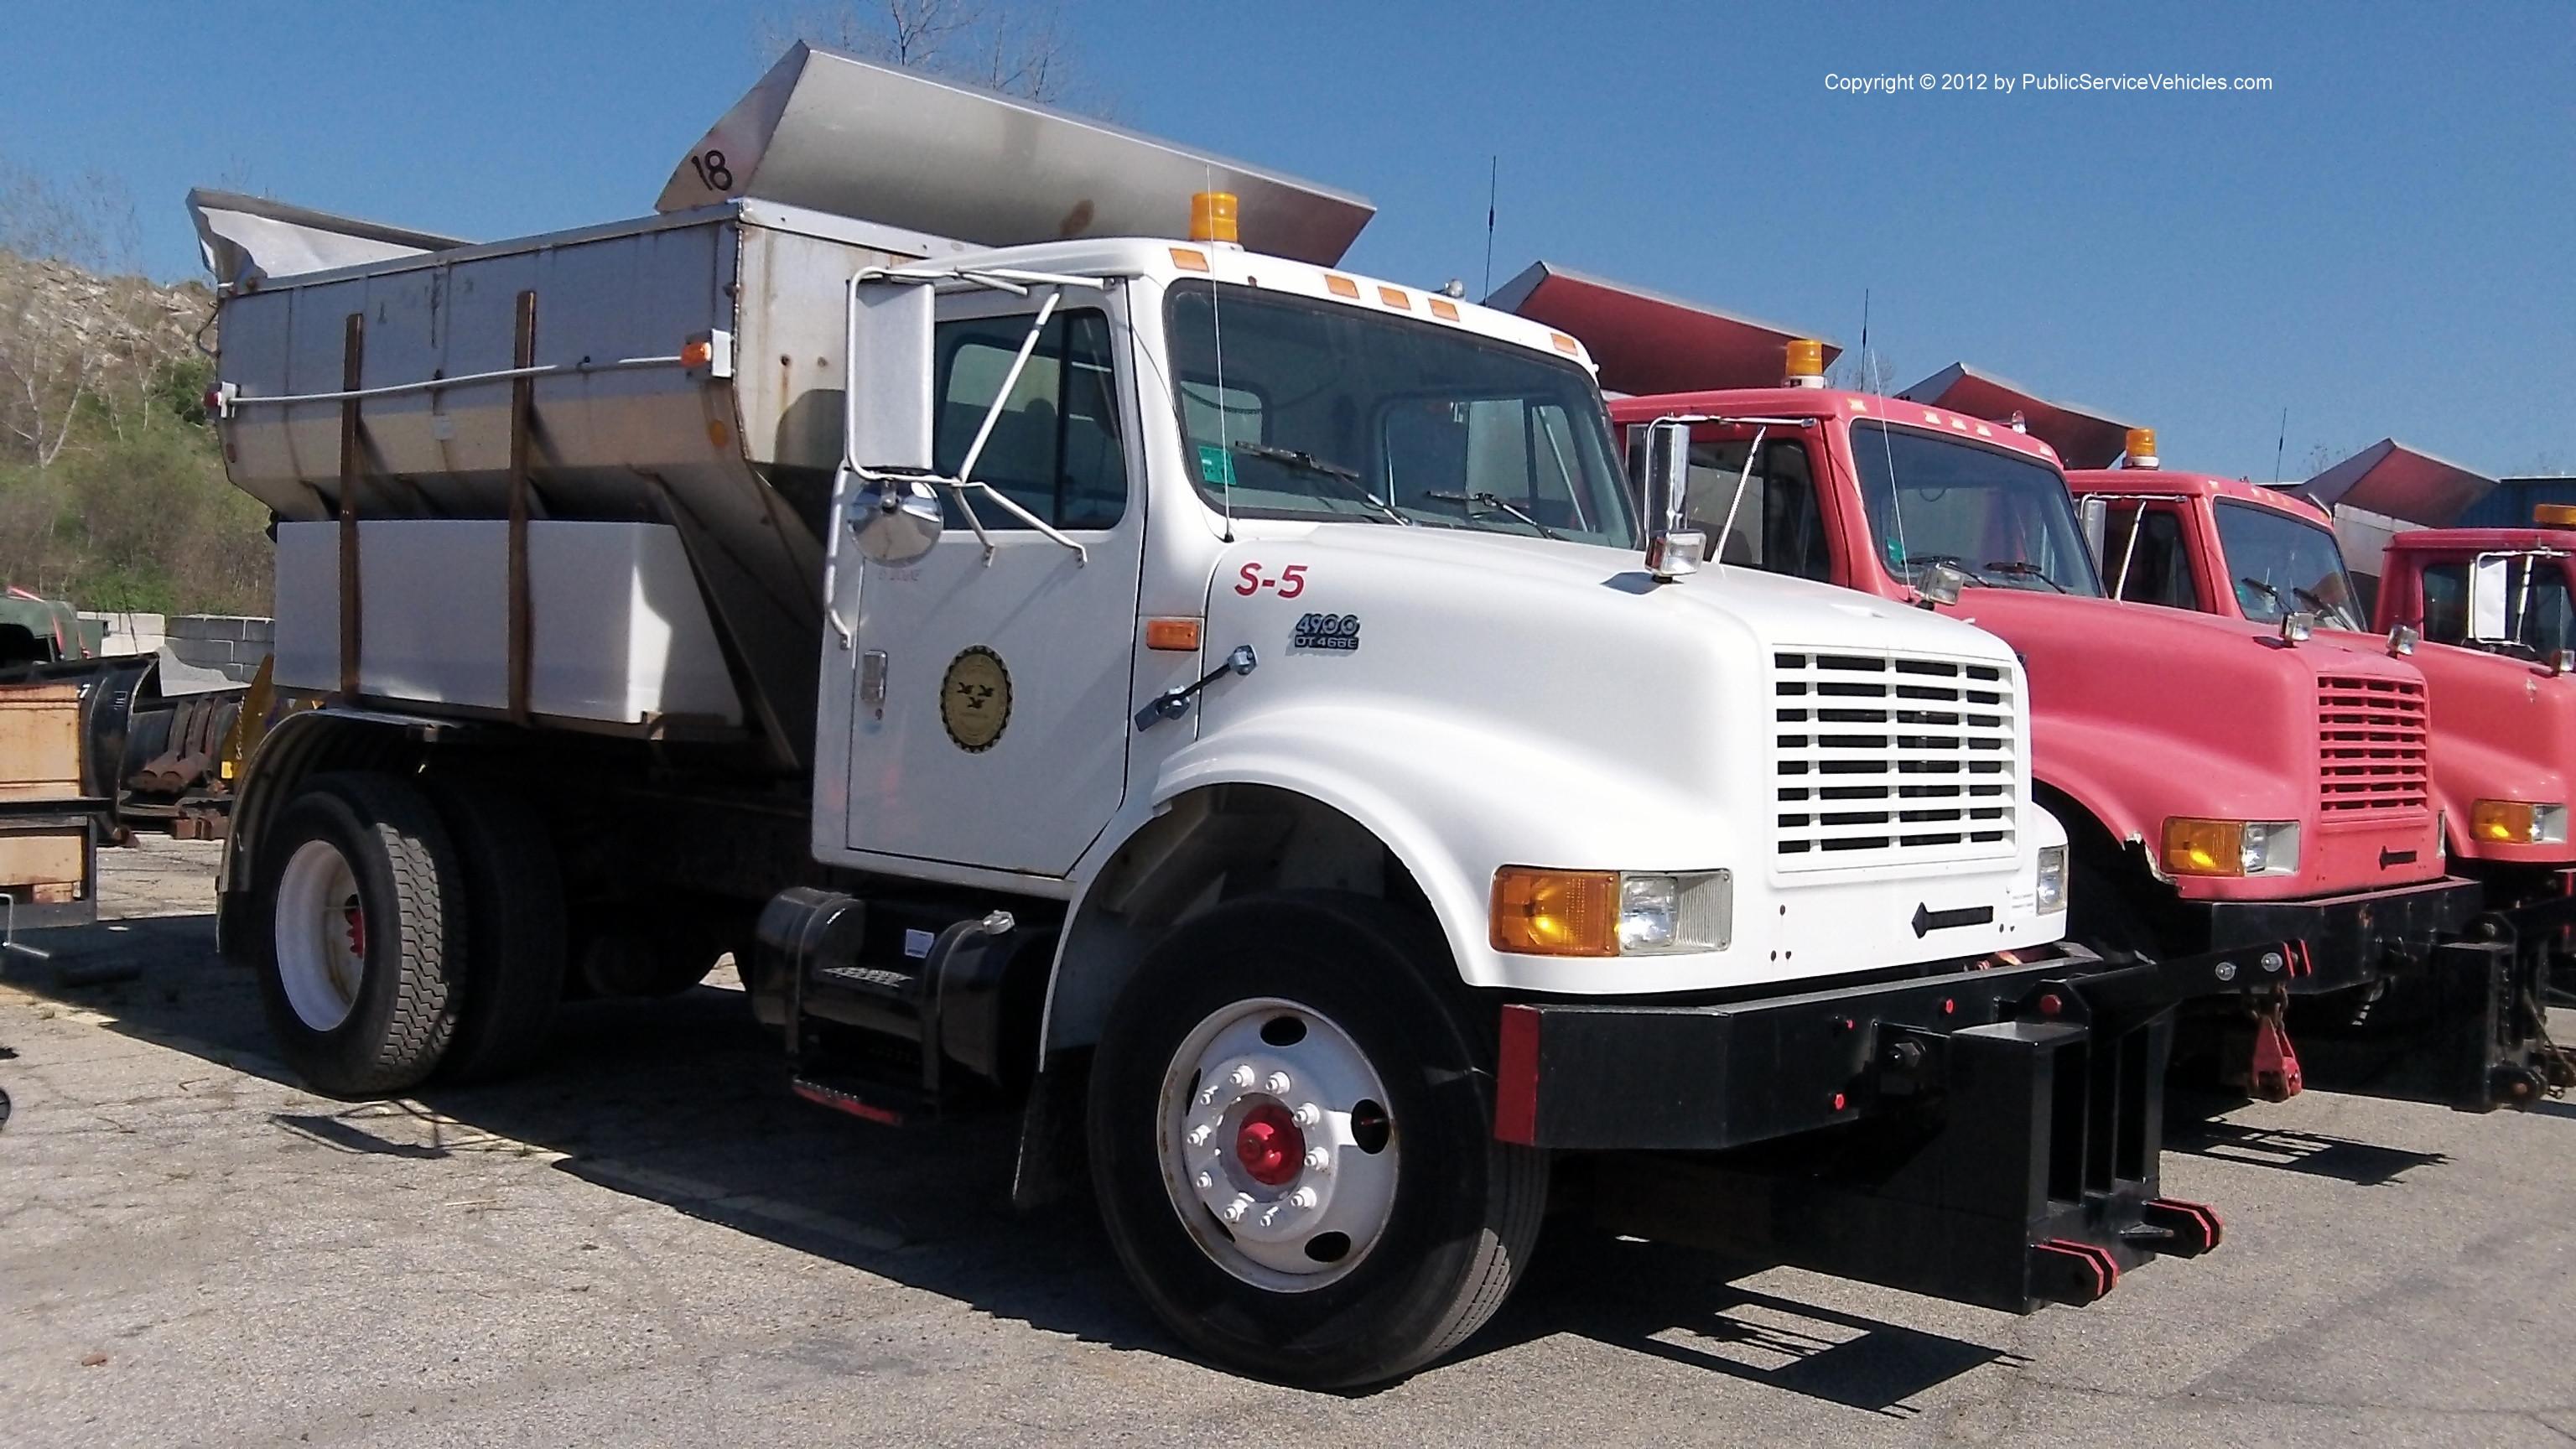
[1773, 649, 2019, 872]
[2317, 675, 2429, 813]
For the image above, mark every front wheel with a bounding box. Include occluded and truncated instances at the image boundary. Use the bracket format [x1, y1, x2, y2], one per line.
[1088, 894, 1545, 1388]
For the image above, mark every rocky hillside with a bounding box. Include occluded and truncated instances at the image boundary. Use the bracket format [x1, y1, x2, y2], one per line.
[0, 247, 269, 615]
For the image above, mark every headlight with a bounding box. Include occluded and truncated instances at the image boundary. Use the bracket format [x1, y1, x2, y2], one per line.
[2161, 818, 2300, 877]
[2035, 845, 2069, 913]
[1491, 867, 1731, 956]
[2470, 800, 2569, 845]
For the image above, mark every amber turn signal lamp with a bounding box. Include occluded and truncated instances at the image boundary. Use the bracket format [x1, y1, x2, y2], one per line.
[2161, 817, 2244, 876]
[1491, 867, 1619, 957]
[2470, 799, 2567, 844]
[1188, 190, 1239, 245]
[1145, 617, 1202, 652]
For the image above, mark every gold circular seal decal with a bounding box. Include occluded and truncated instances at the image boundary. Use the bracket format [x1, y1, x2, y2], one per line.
[939, 646, 1012, 752]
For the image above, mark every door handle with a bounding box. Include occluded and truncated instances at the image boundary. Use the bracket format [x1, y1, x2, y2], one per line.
[860, 650, 888, 721]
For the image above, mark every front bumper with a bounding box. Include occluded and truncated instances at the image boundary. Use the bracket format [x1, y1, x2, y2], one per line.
[2199, 876, 2483, 992]
[1495, 943, 2260, 1313]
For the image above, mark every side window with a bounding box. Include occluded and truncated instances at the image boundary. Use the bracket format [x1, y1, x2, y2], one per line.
[2104, 505, 2199, 610]
[1682, 439, 1831, 582]
[2420, 563, 2467, 643]
[933, 309, 1127, 530]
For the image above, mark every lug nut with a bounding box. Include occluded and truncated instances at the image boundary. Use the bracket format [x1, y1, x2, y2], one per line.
[1304, 1145, 1332, 1172]
[2215, 961, 2238, 983]
[1187, 1124, 1213, 1146]
[1293, 1102, 1322, 1127]
[1265, 1071, 1292, 1094]
[1229, 1064, 1258, 1089]
[1196, 1171, 1213, 1190]
[1222, 1193, 1252, 1223]
[1290, 1186, 1319, 1208]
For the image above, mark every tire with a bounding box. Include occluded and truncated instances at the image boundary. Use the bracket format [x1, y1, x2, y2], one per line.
[252, 771, 465, 1096]
[1088, 893, 1547, 1389]
[424, 776, 566, 1083]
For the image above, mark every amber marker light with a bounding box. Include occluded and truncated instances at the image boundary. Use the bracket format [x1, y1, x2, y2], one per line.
[1490, 867, 1618, 957]
[2537, 504, 2576, 527]
[680, 338, 714, 369]
[1145, 618, 1202, 652]
[2471, 799, 2569, 845]
[1169, 247, 1210, 272]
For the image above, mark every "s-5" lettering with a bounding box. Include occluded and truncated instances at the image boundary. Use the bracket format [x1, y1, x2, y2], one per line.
[1234, 562, 1308, 598]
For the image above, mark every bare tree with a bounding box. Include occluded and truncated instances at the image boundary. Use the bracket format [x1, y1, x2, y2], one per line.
[0, 155, 153, 469]
[756, 0, 1099, 110]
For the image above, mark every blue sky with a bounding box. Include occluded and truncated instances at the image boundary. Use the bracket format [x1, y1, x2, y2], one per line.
[3, 1, 2567, 480]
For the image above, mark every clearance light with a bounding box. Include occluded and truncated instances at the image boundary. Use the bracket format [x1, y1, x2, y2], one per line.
[1169, 247, 1210, 273]
[2162, 818, 2301, 877]
[1324, 274, 1360, 299]
[1784, 338, 1826, 387]
[1188, 190, 1239, 245]
[1491, 867, 1731, 957]
[2122, 428, 2159, 470]
[2536, 504, 2576, 527]
[2470, 800, 2569, 845]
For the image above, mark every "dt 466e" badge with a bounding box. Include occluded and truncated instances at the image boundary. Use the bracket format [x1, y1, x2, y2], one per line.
[1292, 613, 1360, 652]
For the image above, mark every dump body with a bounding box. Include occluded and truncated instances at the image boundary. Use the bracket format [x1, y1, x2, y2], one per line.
[212, 200, 979, 768]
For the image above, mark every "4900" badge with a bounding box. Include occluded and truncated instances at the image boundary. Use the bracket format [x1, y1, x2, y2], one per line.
[1292, 613, 1361, 652]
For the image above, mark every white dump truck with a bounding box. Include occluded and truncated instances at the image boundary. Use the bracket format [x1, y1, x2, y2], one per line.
[196, 45, 2251, 1386]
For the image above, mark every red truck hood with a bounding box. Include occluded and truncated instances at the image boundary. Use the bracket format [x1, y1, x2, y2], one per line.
[1940, 587, 2444, 900]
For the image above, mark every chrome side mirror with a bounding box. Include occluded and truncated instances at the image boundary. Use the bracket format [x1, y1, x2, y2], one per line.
[2467, 553, 2512, 641]
[1917, 562, 1969, 608]
[2387, 623, 2418, 656]
[1639, 420, 1705, 583]
[2076, 495, 2109, 567]
[847, 473, 943, 565]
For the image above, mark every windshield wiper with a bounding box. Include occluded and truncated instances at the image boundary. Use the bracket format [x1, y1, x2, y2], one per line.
[1423, 491, 1561, 540]
[1228, 441, 1411, 526]
[1895, 551, 1995, 584]
[1983, 560, 2069, 593]
[2291, 584, 2351, 626]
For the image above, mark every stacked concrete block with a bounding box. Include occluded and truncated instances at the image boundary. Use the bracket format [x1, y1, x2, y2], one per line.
[80, 610, 169, 658]
[164, 615, 274, 683]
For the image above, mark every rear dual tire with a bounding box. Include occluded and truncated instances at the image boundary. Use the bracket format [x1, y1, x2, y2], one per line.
[254, 771, 565, 1096]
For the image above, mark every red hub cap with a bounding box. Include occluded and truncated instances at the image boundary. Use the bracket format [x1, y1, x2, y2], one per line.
[1233, 1102, 1304, 1187]
[342, 897, 366, 955]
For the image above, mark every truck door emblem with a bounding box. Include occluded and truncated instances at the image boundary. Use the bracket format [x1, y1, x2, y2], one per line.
[1292, 613, 1360, 652]
[939, 647, 1012, 752]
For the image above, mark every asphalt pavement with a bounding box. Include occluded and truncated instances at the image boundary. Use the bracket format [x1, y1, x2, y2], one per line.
[3, 836, 2573, 1446]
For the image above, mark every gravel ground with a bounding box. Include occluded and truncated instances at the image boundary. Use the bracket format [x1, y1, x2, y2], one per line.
[3, 835, 2573, 1446]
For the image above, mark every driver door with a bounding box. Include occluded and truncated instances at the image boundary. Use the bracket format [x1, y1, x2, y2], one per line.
[843, 287, 1145, 875]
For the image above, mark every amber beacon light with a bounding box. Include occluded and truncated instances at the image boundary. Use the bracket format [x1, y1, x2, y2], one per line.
[1189, 190, 1239, 245]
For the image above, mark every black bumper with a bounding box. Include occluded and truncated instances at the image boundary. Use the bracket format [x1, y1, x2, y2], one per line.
[2199, 876, 2483, 993]
[1497, 946, 2258, 1313]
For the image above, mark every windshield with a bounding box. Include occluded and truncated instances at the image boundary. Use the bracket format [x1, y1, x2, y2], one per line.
[1164, 281, 1636, 547]
[2212, 501, 2365, 629]
[1852, 422, 2101, 595]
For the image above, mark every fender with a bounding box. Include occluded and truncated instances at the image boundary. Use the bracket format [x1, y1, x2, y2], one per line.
[215, 706, 431, 959]
[1038, 699, 1756, 1058]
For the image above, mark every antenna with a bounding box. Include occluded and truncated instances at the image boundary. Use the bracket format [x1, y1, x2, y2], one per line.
[2272, 408, 2288, 485]
[1857, 288, 1872, 392]
[1481, 156, 1498, 299]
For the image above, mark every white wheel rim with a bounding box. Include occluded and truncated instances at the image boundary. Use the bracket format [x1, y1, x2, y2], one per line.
[275, 838, 366, 1032]
[1158, 996, 1400, 1292]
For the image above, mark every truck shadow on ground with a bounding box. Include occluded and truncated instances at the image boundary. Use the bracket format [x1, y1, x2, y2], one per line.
[3, 911, 2005, 1408]
[2164, 1119, 2446, 1186]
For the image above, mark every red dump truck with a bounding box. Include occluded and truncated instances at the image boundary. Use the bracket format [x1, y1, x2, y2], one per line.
[1486, 264, 2547, 1110]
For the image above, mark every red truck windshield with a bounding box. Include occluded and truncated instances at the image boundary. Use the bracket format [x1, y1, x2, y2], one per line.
[2211, 501, 2366, 630]
[1852, 422, 2101, 596]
